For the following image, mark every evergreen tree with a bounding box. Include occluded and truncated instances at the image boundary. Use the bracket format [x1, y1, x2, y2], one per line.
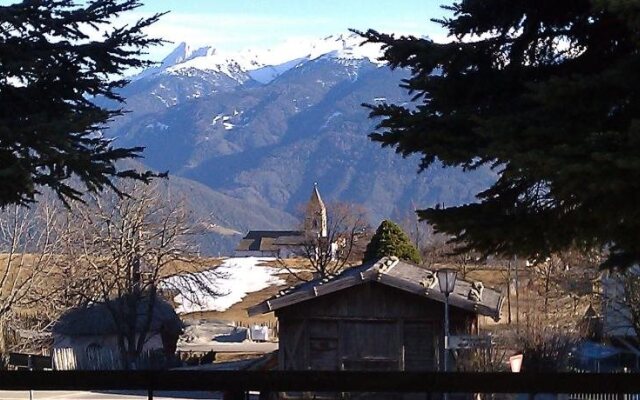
[364, 220, 421, 264]
[0, 0, 164, 206]
[358, 1, 640, 268]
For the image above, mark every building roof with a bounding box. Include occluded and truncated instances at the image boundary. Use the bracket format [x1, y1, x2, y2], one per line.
[53, 295, 183, 337]
[248, 257, 504, 321]
[236, 230, 303, 252]
[273, 235, 306, 246]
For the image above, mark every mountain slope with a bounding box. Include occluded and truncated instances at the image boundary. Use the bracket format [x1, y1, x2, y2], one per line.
[117, 160, 297, 255]
[166, 174, 297, 255]
[104, 34, 496, 252]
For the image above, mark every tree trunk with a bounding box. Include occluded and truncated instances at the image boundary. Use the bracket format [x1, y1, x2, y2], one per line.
[544, 271, 551, 316]
[506, 261, 512, 325]
[0, 315, 7, 370]
[515, 256, 520, 330]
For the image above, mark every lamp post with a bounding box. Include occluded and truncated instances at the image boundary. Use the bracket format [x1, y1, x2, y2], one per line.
[437, 268, 457, 372]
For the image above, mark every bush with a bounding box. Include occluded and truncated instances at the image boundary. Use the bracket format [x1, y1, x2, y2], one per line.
[363, 220, 421, 264]
[516, 327, 577, 372]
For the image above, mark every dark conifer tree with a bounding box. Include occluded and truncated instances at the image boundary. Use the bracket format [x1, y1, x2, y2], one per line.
[0, 0, 165, 206]
[364, 219, 421, 264]
[358, 1, 640, 268]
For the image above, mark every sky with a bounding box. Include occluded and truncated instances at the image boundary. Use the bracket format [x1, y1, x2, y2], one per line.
[1, 0, 452, 61]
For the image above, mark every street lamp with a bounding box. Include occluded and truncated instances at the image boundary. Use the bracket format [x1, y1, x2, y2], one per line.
[437, 268, 457, 372]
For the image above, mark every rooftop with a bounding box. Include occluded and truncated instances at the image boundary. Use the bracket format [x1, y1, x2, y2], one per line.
[248, 256, 504, 320]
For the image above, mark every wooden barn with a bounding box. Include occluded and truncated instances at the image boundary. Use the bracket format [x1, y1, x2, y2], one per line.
[248, 257, 503, 372]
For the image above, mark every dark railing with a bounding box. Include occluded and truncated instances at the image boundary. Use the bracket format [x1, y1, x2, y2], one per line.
[0, 371, 639, 399]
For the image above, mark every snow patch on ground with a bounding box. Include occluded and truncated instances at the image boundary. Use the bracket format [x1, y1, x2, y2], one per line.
[321, 111, 342, 129]
[151, 92, 171, 107]
[211, 112, 242, 130]
[145, 122, 169, 130]
[170, 257, 284, 314]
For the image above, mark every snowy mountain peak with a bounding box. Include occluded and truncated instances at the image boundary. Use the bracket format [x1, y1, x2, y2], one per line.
[160, 42, 216, 69]
[161, 42, 189, 66]
[306, 32, 383, 64]
[150, 32, 384, 84]
[132, 42, 217, 80]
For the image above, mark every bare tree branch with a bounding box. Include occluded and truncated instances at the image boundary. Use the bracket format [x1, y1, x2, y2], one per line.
[279, 201, 370, 281]
[51, 180, 221, 369]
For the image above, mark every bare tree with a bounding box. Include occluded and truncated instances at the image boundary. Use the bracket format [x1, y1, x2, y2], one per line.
[526, 249, 603, 322]
[398, 214, 479, 274]
[529, 256, 565, 316]
[398, 205, 426, 253]
[453, 249, 479, 279]
[515, 322, 578, 372]
[420, 231, 451, 269]
[618, 271, 640, 336]
[493, 256, 525, 327]
[602, 265, 640, 339]
[398, 212, 448, 269]
[58, 181, 218, 369]
[284, 202, 370, 281]
[0, 199, 63, 355]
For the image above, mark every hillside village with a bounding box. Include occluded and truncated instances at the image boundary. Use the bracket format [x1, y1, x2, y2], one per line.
[2, 0, 640, 399]
[1, 183, 632, 379]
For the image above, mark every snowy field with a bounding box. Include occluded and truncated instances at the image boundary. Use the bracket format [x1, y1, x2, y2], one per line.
[169, 257, 285, 314]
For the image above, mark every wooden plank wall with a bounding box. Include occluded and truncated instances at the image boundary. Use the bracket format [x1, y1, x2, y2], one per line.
[277, 282, 475, 372]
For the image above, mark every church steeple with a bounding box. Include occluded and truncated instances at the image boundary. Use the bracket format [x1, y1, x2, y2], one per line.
[305, 183, 327, 237]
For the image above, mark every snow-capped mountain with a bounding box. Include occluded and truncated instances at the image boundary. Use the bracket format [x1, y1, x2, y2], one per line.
[104, 32, 496, 256]
[137, 33, 384, 85]
[133, 42, 215, 80]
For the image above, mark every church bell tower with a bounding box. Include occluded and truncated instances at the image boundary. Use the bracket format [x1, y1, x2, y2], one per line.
[304, 183, 327, 238]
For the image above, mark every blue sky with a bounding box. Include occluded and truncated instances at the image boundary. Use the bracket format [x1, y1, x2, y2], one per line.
[1, 0, 452, 60]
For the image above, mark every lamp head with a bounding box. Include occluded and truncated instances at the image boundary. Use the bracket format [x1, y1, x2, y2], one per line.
[436, 268, 457, 296]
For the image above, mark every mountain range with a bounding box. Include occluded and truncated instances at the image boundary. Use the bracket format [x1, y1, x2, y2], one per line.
[104, 33, 496, 255]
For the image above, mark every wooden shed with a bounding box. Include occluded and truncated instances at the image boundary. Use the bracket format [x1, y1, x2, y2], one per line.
[248, 257, 503, 372]
[52, 295, 183, 370]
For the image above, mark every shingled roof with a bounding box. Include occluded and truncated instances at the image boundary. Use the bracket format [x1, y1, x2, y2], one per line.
[248, 257, 504, 321]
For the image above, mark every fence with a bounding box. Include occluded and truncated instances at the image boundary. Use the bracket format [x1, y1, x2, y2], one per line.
[569, 395, 640, 400]
[52, 347, 170, 370]
[0, 371, 639, 399]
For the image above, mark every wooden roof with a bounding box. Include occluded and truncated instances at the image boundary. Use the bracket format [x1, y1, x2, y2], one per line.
[247, 257, 504, 321]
